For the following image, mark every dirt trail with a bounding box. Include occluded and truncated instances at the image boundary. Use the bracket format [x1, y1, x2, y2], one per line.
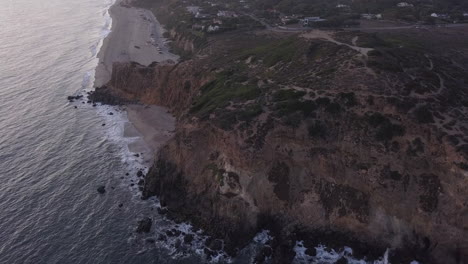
[302, 30, 373, 57]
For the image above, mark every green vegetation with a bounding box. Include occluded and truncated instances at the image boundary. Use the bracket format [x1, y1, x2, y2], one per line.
[366, 112, 405, 141]
[275, 100, 317, 117]
[243, 37, 304, 67]
[308, 41, 344, 60]
[272, 89, 306, 102]
[191, 72, 261, 118]
[205, 163, 226, 184]
[216, 104, 263, 130]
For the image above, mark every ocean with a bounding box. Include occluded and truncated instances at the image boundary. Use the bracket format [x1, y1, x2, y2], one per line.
[0, 0, 206, 263]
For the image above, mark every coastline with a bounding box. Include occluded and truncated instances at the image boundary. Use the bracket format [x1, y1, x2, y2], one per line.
[95, 0, 178, 87]
[94, 0, 178, 161]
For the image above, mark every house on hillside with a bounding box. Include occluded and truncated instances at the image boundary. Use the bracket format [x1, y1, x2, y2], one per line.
[207, 25, 220, 32]
[192, 24, 205, 31]
[431, 13, 449, 19]
[280, 15, 299, 25]
[186, 6, 200, 15]
[195, 12, 212, 19]
[361, 13, 382, 20]
[217, 11, 238, 18]
[302, 17, 326, 26]
[397, 2, 414, 7]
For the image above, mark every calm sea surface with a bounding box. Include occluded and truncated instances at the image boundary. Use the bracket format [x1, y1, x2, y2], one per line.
[0, 0, 206, 263]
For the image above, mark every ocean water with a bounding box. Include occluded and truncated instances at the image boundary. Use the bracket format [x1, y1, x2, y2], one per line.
[0, 0, 207, 263]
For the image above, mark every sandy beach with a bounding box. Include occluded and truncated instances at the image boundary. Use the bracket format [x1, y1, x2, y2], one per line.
[95, 0, 178, 160]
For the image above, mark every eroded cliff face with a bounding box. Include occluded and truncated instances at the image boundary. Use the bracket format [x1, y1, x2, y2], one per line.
[145, 108, 467, 263]
[93, 30, 468, 263]
[91, 60, 210, 116]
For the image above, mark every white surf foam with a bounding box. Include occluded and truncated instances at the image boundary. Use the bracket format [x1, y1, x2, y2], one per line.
[293, 241, 392, 264]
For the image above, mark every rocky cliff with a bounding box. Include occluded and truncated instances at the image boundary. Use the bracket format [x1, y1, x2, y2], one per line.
[93, 29, 468, 263]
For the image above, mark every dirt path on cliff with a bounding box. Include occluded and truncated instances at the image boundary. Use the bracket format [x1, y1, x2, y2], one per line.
[301, 30, 373, 57]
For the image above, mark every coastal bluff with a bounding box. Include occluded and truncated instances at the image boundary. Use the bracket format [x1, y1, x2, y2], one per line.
[91, 7, 468, 264]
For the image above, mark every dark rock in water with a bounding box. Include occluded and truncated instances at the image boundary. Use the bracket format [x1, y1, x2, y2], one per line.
[118, 203, 123, 208]
[336, 257, 348, 264]
[130, 183, 135, 187]
[125, 173, 129, 176]
[89, 85, 135, 105]
[136, 217, 152, 233]
[254, 246, 274, 263]
[87, 101, 91, 103]
[146, 238, 155, 244]
[171, 228, 181, 236]
[158, 234, 167, 241]
[157, 207, 168, 215]
[74, 106, 77, 109]
[137, 170, 143, 177]
[102, 124, 105, 126]
[305, 246, 317, 256]
[206, 239, 223, 251]
[82, 102, 85, 104]
[134, 154, 140, 157]
[108, 112, 113, 115]
[92, 104, 96, 107]
[97, 186, 106, 194]
[67, 95, 83, 101]
[134, 45, 141, 49]
[203, 247, 216, 259]
[184, 234, 194, 244]
[174, 239, 182, 249]
[138, 179, 144, 186]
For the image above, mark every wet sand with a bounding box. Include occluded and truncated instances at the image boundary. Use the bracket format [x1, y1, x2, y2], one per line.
[125, 104, 175, 154]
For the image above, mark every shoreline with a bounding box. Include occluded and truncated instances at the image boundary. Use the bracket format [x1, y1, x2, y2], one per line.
[94, 0, 178, 160]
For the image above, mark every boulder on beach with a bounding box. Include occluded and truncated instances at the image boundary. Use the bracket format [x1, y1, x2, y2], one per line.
[136, 217, 152, 233]
[97, 186, 106, 194]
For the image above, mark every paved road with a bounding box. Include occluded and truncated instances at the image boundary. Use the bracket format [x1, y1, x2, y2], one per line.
[245, 13, 468, 32]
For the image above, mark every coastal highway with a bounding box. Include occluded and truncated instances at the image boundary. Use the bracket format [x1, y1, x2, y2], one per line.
[245, 13, 468, 33]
